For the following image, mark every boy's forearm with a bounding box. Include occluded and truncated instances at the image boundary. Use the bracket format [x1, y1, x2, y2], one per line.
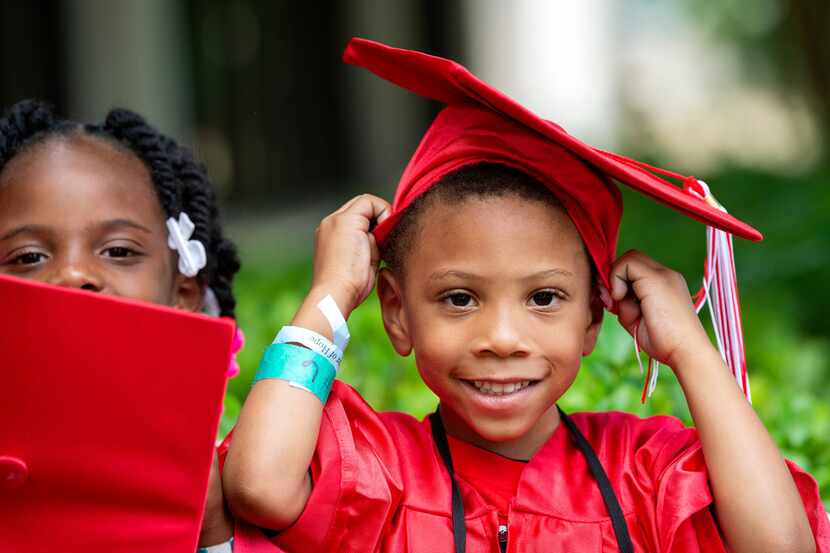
[224, 290, 342, 530]
[224, 380, 319, 529]
[673, 347, 815, 553]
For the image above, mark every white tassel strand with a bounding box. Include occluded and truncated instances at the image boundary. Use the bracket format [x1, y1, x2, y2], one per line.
[637, 179, 751, 403]
[690, 180, 751, 402]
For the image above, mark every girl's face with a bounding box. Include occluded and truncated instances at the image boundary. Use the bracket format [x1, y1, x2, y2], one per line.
[378, 196, 602, 459]
[0, 135, 201, 310]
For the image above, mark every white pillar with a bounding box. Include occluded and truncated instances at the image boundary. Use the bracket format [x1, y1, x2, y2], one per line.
[462, 0, 619, 148]
[340, 0, 431, 193]
[63, 0, 193, 141]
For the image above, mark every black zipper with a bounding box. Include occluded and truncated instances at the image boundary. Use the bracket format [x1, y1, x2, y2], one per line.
[497, 524, 507, 553]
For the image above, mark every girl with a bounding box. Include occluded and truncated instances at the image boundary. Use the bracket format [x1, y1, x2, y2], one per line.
[223, 40, 830, 551]
[0, 99, 239, 551]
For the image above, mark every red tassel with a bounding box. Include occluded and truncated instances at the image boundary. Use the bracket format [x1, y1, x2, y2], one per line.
[636, 179, 750, 403]
[634, 319, 660, 403]
[689, 181, 751, 402]
[602, 156, 752, 403]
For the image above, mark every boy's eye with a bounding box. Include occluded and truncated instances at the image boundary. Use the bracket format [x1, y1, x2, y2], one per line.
[529, 289, 562, 308]
[10, 251, 48, 265]
[443, 292, 476, 308]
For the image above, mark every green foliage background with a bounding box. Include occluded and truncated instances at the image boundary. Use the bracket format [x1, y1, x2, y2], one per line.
[223, 168, 830, 510]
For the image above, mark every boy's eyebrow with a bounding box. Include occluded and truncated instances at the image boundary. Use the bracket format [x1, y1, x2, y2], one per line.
[428, 268, 574, 282]
[0, 224, 53, 241]
[524, 268, 574, 280]
[428, 269, 480, 282]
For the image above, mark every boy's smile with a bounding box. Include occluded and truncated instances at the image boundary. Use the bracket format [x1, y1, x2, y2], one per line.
[378, 195, 602, 459]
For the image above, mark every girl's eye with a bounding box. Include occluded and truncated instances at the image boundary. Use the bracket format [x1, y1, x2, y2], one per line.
[529, 290, 562, 308]
[102, 246, 138, 258]
[443, 292, 476, 308]
[11, 251, 47, 265]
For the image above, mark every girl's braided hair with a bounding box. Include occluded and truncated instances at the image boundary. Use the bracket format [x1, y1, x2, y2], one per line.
[0, 99, 240, 317]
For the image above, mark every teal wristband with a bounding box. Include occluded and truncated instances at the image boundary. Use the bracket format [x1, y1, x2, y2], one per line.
[253, 343, 336, 404]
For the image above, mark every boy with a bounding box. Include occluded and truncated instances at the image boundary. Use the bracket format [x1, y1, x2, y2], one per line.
[222, 39, 828, 552]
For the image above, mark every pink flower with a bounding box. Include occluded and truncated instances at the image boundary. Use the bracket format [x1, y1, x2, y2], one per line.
[227, 327, 245, 378]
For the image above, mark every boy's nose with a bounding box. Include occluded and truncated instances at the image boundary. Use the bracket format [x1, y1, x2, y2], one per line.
[47, 261, 103, 293]
[474, 306, 531, 358]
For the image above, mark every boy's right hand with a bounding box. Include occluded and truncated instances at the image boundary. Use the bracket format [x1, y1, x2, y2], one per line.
[222, 195, 391, 530]
[307, 194, 391, 319]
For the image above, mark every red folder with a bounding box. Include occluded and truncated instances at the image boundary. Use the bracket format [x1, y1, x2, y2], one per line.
[0, 274, 233, 552]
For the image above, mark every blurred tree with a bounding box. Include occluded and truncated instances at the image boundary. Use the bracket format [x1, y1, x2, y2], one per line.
[683, 0, 830, 156]
[787, 1, 830, 143]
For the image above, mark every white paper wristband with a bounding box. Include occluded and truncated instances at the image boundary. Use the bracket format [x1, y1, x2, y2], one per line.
[274, 325, 344, 368]
[197, 539, 233, 553]
[317, 295, 350, 351]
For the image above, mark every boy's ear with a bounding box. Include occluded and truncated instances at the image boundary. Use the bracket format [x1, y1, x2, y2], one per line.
[173, 274, 204, 313]
[376, 268, 412, 356]
[582, 285, 605, 356]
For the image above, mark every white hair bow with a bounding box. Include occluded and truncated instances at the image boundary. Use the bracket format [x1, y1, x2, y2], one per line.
[166, 213, 207, 277]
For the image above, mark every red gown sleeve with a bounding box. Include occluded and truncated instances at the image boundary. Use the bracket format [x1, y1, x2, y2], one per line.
[785, 458, 830, 551]
[219, 380, 406, 552]
[631, 416, 830, 552]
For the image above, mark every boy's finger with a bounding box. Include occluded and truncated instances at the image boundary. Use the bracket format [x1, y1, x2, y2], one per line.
[344, 194, 392, 226]
[615, 296, 642, 334]
[611, 269, 629, 302]
[610, 258, 641, 301]
[598, 285, 614, 310]
[609, 251, 639, 300]
[334, 194, 362, 214]
[368, 232, 380, 267]
[609, 252, 662, 301]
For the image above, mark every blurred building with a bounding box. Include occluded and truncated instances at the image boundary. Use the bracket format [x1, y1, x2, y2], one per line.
[1, 1, 466, 210]
[0, 1, 823, 213]
[1, 1, 622, 209]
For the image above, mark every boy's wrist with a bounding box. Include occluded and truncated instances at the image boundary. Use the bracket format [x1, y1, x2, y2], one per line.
[661, 321, 717, 370]
[291, 286, 354, 344]
[669, 342, 725, 382]
[306, 285, 356, 321]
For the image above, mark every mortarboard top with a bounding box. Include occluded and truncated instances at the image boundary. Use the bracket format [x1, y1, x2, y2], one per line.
[0, 274, 233, 552]
[342, 37, 762, 288]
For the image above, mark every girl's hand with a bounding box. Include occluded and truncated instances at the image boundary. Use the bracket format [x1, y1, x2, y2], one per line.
[198, 452, 233, 547]
[606, 250, 713, 370]
[309, 194, 391, 318]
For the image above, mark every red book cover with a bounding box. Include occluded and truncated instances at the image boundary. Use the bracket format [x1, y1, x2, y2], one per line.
[0, 274, 233, 552]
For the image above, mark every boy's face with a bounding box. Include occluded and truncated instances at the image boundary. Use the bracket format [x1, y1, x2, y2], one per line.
[378, 195, 601, 452]
[0, 136, 201, 311]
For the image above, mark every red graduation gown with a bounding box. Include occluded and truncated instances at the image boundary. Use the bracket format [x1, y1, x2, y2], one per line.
[224, 380, 830, 552]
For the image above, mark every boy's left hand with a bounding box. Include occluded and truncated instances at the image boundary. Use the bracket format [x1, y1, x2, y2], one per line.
[198, 451, 233, 547]
[606, 250, 713, 370]
[607, 252, 818, 553]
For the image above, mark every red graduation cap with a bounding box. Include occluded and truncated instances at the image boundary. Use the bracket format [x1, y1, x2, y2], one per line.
[0, 274, 233, 552]
[343, 38, 759, 401]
